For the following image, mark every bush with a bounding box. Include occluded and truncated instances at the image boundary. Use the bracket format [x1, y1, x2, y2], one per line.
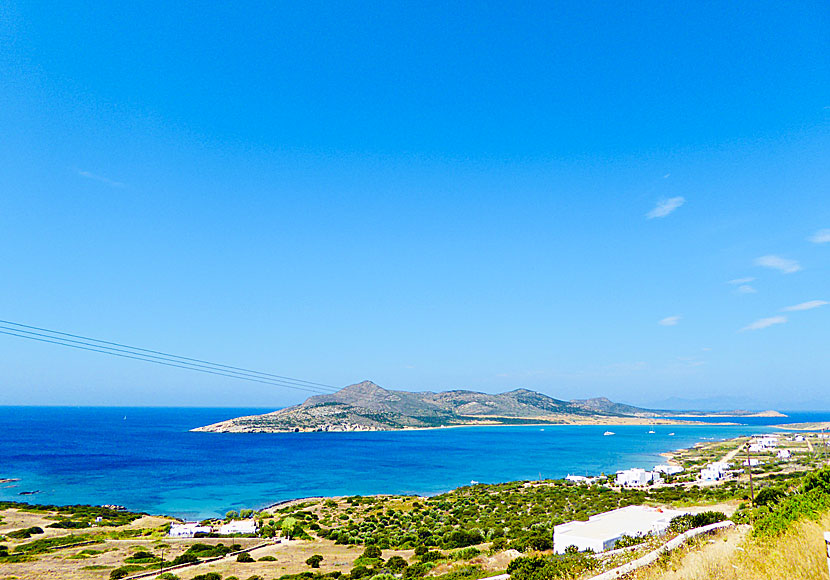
[192, 574, 223, 580]
[350, 565, 373, 579]
[507, 554, 597, 580]
[259, 555, 277, 561]
[614, 534, 647, 549]
[237, 552, 255, 563]
[156, 574, 180, 580]
[307, 554, 324, 568]
[171, 553, 200, 565]
[403, 563, 429, 578]
[442, 529, 483, 549]
[754, 487, 786, 507]
[419, 550, 444, 562]
[668, 511, 727, 534]
[109, 568, 130, 580]
[414, 545, 428, 556]
[362, 545, 382, 559]
[7, 527, 44, 539]
[385, 555, 408, 572]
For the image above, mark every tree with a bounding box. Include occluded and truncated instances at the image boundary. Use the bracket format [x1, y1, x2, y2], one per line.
[237, 552, 255, 562]
[362, 545, 382, 559]
[385, 555, 408, 572]
[306, 554, 324, 568]
[281, 516, 298, 539]
[226, 510, 240, 520]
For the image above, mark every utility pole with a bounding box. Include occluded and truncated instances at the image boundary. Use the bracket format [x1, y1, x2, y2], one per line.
[159, 547, 164, 575]
[746, 443, 755, 508]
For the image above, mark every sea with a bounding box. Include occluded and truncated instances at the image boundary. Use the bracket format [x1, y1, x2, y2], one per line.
[1, 407, 828, 520]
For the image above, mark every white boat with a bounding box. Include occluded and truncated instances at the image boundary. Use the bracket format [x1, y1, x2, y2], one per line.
[603, 431, 615, 436]
[648, 429, 655, 434]
[668, 432, 675, 436]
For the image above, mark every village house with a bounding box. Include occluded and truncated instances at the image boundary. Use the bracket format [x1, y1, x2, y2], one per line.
[553, 505, 688, 553]
[169, 522, 212, 538]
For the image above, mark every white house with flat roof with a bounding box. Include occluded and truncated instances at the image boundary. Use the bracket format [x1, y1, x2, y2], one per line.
[699, 461, 730, 482]
[219, 519, 258, 535]
[615, 468, 662, 487]
[169, 522, 212, 538]
[553, 505, 688, 554]
[654, 464, 684, 475]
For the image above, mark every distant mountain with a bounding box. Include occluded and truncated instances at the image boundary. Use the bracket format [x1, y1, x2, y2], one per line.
[193, 381, 786, 433]
[193, 381, 671, 433]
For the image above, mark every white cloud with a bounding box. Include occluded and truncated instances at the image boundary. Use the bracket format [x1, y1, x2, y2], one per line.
[782, 300, 829, 312]
[77, 169, 125, 188]
[810, 229, 830, 244]
[728, 277, 755, 285]
[740, 316, 787, 332]
[754, 255, 801, 274]
[658, 315, 681, 326]
[646, 196, 685, 219]
[736, 285, 757, 294]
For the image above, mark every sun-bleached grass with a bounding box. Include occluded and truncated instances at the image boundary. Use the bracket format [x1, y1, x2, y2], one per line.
[626, 512, 830, 580]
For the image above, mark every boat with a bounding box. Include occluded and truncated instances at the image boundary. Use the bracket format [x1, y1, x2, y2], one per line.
[603, 431, 615, 436]
[668, 432, 675, 436]
[648, 429, 656, 434]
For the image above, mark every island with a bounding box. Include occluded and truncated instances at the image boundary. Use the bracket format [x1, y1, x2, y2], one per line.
[192, 381, 784, 433]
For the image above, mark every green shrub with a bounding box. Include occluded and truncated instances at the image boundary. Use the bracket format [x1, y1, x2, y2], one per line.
[193, 573, 223, 580]
[109, 568, 130, 580]
[507, 553, 597, 580]
[614, 534, 647, 549]
[306, 554, 324, 568]
[237, 552, 255, 562]
[7, 526, 44, 539]
[668, 511, 727, 534]
[419, 550, 444, 562]
[385, 555, 408, 572]
[259, 555, 277, 561]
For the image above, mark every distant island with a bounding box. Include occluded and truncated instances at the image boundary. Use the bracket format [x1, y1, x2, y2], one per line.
[192, 381, 785, 433]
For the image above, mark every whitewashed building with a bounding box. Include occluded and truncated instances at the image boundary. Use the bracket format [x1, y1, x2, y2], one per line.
[615, 468, 662, 487]
[699, 461, 730, 482]
[776, 449, 791, 459]
[553, 505, 688, 554]
[219, 519, 258, 535]
[654, 464, 684, 475]
[169, 522, 212, 538]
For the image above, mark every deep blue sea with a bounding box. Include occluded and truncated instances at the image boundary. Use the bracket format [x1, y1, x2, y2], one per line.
[1, 407, 827, 520]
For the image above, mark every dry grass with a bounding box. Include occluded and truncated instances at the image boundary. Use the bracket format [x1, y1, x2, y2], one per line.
[630, 513, 830, 580]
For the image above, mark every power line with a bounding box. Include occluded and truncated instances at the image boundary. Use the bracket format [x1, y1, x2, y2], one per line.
[0, 321, 341, 395]
[0, 319, 335, 390]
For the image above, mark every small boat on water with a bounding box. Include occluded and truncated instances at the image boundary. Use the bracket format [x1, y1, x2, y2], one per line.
[603, 431, 615, 436]
[648, 429, 656, 434]
[668, 432, 675, 436]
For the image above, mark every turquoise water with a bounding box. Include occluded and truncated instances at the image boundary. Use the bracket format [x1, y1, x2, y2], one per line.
[0, 407, 823, 519]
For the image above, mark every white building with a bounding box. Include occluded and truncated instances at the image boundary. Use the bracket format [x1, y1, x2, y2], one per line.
[553, 505, 688, 554]
[654, 464, 684, 475]
[219, 519, 258, 535]
[795, 435, 805, 442]
[743, 458, 762, 467]
[699, 461, 730, 482]
[776, 449, 791, 459]
[616, 468, 662, 487]
[169, 522, 212, 538]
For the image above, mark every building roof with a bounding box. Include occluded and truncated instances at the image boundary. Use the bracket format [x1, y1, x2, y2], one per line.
[554, 505, 687, 543]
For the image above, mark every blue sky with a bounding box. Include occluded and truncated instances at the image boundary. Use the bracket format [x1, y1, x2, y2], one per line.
[1, 2, 828, 408]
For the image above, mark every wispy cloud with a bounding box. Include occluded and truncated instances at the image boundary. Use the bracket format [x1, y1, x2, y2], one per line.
[782, 300, 828, 312]
[740, 316, 787, 332]
[810, 229, 830, 244]
[736, 285, 757, 294]
[77, 169, 125, 188]
[755, 255, 801, 274]
[728, 277, 755, 285]
[646, 196, 685, 219]
[658, 315, 681, 326]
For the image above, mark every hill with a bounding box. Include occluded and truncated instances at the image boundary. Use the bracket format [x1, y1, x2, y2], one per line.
[192, 381, 676, 433]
